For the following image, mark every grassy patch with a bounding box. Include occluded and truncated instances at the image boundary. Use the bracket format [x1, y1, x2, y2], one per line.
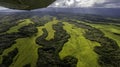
[59, 22, 100, 67]
[0, 26, 43, 67]
[89, 24, 120, 46]
[45, 18, 58, 40]
[6, 19, 34, 34]
[0, 18, 58, 67]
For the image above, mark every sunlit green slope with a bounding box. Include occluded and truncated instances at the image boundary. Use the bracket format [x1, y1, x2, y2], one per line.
[60, 22, 100, 67]
[0, 17, 120, 67]
[0, 18, 58, 67]
[88, 24, 120, 46]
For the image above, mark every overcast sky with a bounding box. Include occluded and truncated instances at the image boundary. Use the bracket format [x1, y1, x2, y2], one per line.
[0, 6, 8, 10]
[0, 0, 120, 10]
[49, 0, 120, 8]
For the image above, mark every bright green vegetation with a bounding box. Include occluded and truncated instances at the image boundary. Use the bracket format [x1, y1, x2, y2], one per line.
[45, 18, 58, 40]
[0, 24, 43, 67]
[0, 18, 58, 67]
[6, 19, 34, 34]
[88, 24, 120, 46]
[0, 16, 120, 67]
[59, 22, 100, 67]
[1, 32, 42, 67]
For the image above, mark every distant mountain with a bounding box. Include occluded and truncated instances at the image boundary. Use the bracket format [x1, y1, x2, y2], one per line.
[0, 7, 120, 18]
[33, 8, 120, 18]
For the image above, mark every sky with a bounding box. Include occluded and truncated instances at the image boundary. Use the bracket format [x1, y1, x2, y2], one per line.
[0, 0, 120, 10]
[0, 6, 9, 10]
[49, 0, 120, 8]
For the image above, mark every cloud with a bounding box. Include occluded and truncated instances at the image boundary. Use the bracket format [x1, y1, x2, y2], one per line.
[49, 0, 120, 8]
[0, 6, 9, 10]
[93, 0, 120, 8]
[0, 6, 26, 12]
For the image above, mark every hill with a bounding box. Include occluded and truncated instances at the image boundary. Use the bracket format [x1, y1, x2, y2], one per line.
[0, 13, 120, 67]
[33, 8, 120, 18]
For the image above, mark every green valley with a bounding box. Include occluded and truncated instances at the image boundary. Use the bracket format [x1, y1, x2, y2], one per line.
[0, 14, 120, 67]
